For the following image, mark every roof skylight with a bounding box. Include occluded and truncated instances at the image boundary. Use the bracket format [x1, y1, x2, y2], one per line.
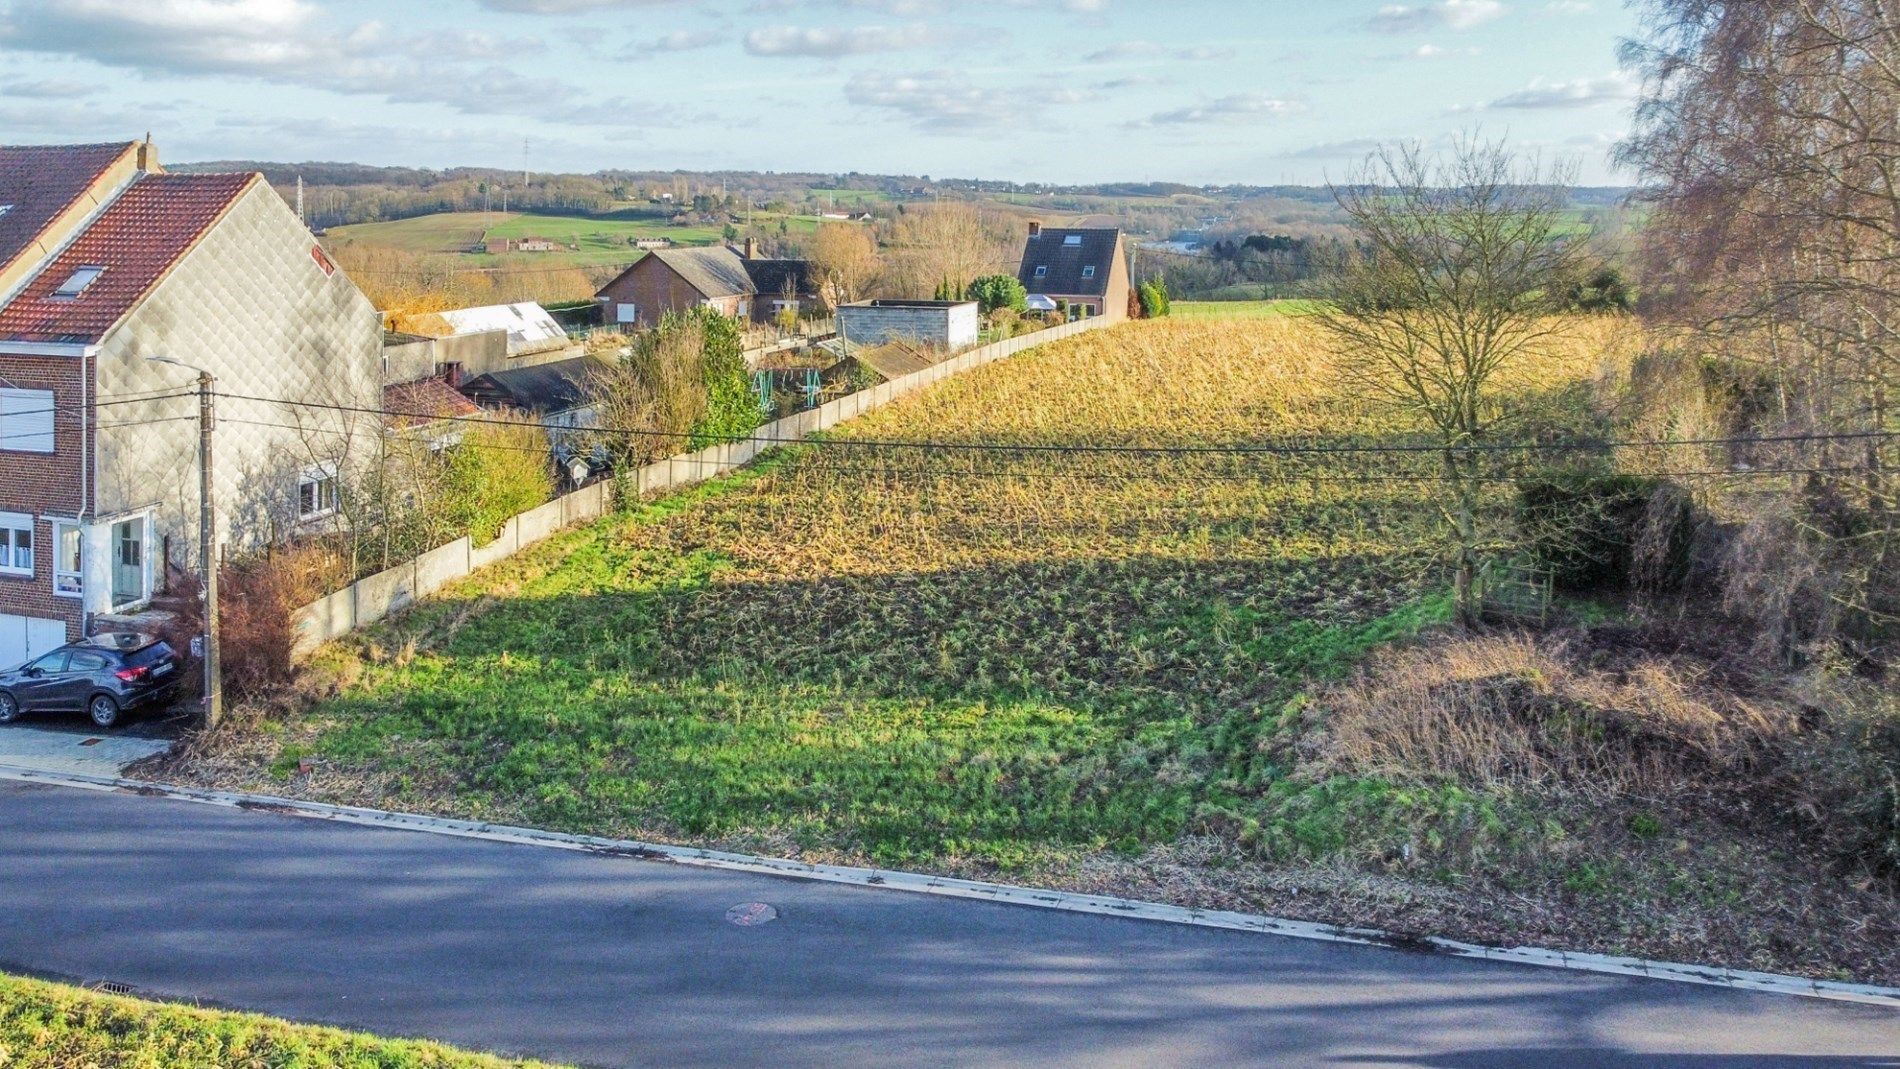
[52, 265, 105, 299]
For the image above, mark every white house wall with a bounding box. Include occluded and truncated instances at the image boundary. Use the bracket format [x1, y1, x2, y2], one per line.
[92, 182, 383, 565]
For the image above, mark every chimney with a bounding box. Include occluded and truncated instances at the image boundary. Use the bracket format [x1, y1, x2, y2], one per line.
[1028, 221, 1042, 239]
[744, 237, 760, 260]
[136, 133, 161, 173]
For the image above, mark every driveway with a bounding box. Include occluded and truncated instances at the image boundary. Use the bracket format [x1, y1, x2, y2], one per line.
[0, 707, 184, 775]
[0, 779, 1894, 1068]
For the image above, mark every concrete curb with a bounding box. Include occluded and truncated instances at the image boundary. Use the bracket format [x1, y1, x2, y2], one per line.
[5, 762, 1896, 1009]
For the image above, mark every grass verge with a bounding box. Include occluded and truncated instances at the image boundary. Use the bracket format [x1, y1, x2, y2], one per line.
[0, 973, 565, 1068]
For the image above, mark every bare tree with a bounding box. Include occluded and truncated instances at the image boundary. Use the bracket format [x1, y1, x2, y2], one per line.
[587, 312, 710, 485]
[1315, 138, 1588, 625]
[808, 223, 882, 309]
[1621, 0, 1900, 655]
[884, 203, 1019, 299]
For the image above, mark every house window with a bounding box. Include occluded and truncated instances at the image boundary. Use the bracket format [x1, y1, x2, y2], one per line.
[0, 388, 55, 453]
[51, 265, 105, 299]
[615, 302, 639, 324]
[1063, 235, 1083, 246]
[1034, 265, 1048, 278]
[0, 204, 12, 218]
[52, 521, 82, 597]
[0, 513, 32, 576]
[298, 462, 340, 520]
[1082, 266, 1097, 279]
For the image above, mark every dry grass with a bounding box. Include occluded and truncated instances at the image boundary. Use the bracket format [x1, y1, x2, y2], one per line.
[1311, 631, 1795, 797]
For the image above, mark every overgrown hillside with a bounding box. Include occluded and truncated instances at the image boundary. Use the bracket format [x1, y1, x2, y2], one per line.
[163, 316, 1898, 984]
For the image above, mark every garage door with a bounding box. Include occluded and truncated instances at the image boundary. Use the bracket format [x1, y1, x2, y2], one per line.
[0, 614, 67, 672]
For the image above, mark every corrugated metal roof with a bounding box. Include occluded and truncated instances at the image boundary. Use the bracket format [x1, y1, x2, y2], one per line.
[0, 171, 258, 345]
[436, 301, 568, 356]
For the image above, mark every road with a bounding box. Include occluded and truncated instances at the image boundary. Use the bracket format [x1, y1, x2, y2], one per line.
[0, 779, 1894, 1068]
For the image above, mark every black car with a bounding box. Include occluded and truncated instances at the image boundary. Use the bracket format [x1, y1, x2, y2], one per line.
[0, 633, 184, 729]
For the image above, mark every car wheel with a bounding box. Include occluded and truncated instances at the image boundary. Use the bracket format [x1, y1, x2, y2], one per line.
[88, 694, 122, 729]
[0, 692, 19, 724]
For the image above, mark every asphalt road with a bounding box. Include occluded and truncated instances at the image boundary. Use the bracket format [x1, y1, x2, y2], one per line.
[0, 780, 1895, 1069]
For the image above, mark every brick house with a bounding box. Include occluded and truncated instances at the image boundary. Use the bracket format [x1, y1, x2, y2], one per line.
[1016, 223, 1132, 322]
[0, 139, 382, 667]
[594, 239, 816, 328]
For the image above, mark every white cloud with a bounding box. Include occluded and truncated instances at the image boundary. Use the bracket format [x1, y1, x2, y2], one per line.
[0, 0, 637, 125]
[844, 68, 1013, 129]
[1487, 71, 1635, 109]
[1083, 40, 1233, 63]
[1369, 0, 1505, 32]
[1133, 93, 1301, 127]
[744, 23, 937, 56]
[638, 29, 726, 53]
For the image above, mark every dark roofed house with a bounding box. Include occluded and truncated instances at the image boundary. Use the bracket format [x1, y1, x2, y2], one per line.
[1016, 223, 1132, 323]
[461, 355, 599, 430]
[595, 238, 817, 328]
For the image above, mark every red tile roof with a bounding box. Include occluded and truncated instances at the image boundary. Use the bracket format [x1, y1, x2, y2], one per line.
[0, 171, 258, 345]
[383, 376, 482, 429]
[0, 142, 136, 280]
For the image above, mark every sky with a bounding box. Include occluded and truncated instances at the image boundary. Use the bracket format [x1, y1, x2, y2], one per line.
[0, 0, 1643, 185]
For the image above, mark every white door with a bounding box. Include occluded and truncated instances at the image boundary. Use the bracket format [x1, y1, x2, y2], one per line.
[0, 614, 67, 672]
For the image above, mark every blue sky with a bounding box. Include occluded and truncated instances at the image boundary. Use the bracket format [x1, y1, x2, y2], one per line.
[0, 0, 1641, 183]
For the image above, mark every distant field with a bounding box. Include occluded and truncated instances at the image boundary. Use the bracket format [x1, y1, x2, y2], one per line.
[327, 210, 829, 272]
[1173, 299, 1324, 319]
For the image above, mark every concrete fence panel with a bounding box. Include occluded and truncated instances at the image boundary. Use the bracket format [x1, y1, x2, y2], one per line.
[469, 519, 519, 571]
[517, 498, 566, 547]
[414, 538, 472, 601]
[353, 561, 419, 630]
[290, 586, 358, 660]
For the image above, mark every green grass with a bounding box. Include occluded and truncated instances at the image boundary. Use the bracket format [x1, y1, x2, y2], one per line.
[1172, 299, 1324, 319]
[332, 209, 829, 272]
[0, 973, 566, 1068]
[261, 317, 1517, 872]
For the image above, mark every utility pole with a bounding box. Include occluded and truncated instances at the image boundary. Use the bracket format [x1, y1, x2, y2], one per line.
[196, 371, 221, 728]
[150, 355, 221, 728]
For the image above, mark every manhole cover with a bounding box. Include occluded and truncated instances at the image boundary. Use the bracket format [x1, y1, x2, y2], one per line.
[726, 902, 779, 927]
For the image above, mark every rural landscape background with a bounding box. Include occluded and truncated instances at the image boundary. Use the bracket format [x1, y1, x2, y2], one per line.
[4, 1, 1900, 1066]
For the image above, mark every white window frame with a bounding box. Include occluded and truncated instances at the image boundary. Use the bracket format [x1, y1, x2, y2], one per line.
[0, 388, 55, 453]
[50, 519, 82, 598]
[1082, 266, 1097, 279]
[1063, 234, 1083, 247]
[615, 302, 639, 324]
[0, 512, 33, 577]
[297, 461, 341, 521]
[1034, 265, 1048, 278]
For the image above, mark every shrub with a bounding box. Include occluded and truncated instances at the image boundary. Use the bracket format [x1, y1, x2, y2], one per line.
[214, 544, 350, 705]
[1310, 632, 1796, 798]
[692, 308, 764, 447]
[437, 418, 555, 546]
[968, 274, 1028, 315]
[1518, 470, 1686, 591]
[1139, 278, 1172, 318]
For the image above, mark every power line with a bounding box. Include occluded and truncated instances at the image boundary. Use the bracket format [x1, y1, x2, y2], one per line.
[209, 387, 1900, 458]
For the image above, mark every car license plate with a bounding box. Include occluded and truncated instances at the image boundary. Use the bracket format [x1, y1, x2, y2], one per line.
[152, 662, 173, 677]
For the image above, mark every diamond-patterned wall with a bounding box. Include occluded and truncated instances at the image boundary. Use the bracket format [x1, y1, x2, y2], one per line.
[92, 183, 383, 565]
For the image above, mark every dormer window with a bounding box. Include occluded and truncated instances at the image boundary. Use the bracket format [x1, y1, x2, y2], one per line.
[1034, 265, 1048, 277]
[52, 266, 105, 299]
[0, 205, 13, 219]
[1082, 266, 1097, 279]
[1063, 235, 1083, 246]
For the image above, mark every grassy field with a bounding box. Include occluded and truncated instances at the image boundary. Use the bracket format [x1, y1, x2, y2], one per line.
[328, 210, 827, 272]
[167, 315, 1899, 981]
[1172, 299, 1323, 319]
[0, 973, 563, 1068]
[194, 318, 1605, 867]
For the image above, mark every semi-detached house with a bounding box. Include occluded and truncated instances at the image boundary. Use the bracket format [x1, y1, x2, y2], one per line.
[0, 139, 382, 668]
